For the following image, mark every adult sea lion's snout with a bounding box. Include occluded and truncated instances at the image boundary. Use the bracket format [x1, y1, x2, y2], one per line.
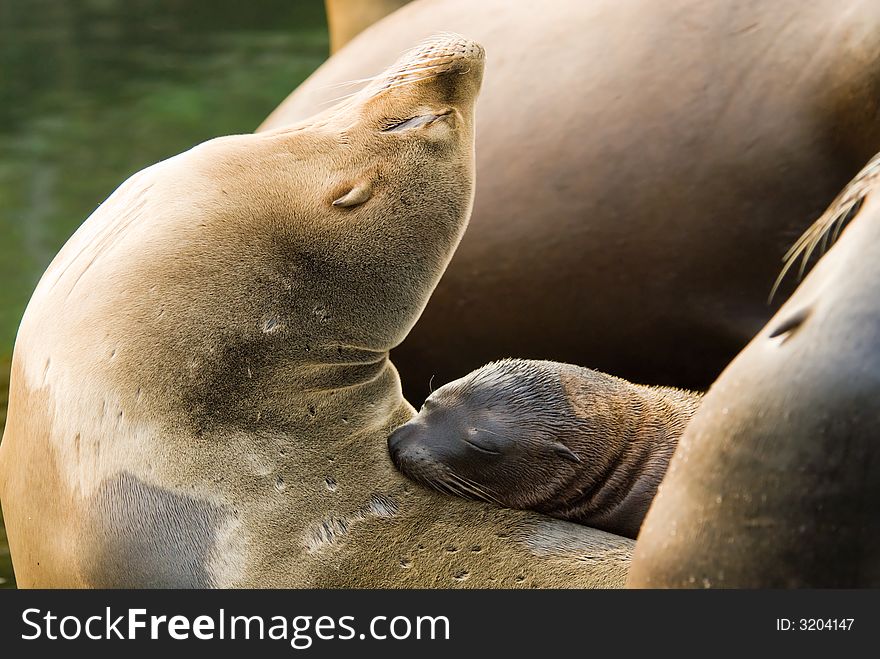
[368, 33, 485, 95]
[355, 34, 485, 135]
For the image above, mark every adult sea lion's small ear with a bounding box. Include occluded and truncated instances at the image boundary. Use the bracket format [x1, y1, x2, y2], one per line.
[332, 182, 373, 208]
[553, 442, 581, 463]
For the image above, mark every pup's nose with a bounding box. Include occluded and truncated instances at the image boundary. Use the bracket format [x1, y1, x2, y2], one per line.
[388, 421, 418, 456]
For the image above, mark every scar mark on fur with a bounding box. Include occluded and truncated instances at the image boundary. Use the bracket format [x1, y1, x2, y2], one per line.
[452, 569, 470, 582]
[52, 179, 153, 298]
[303, 493, 399, 553]
[769, 307, 811, 341]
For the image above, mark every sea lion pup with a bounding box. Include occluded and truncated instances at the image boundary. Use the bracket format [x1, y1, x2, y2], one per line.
[389, 359, 702, 539]
[628, 152, 880, 588]
[0, 36, 634, 588]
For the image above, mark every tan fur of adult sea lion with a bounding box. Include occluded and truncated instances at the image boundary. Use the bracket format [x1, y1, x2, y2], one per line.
[0, 36, 632, 588]
[389, 359, 702, 539]
[324, 0, 412, 54]
[264, 0, 880, 403]
[628, 154, 880, 588]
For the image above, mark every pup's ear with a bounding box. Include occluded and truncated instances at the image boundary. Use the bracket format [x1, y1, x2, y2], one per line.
[552, 442, 581, 464]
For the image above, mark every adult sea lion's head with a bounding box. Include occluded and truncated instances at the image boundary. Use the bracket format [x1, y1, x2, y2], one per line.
[260, 33, 486, 353]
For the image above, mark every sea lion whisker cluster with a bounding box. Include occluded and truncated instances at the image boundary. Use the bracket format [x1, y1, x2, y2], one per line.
[371, 69, 452, 94]
[333, 56, 460, 92]
[445, 472, 505, 507]
[317, 51, 473, 107]
[631, 148, 880, 588]
[770, 151, 880, 301]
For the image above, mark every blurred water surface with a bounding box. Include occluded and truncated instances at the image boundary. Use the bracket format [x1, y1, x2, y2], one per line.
[0, 0, 330, 589]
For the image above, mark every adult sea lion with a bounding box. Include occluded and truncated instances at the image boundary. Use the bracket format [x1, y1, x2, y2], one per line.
[263, 0, 880, 403]
[0, 36, 633, 588]
[389, 359, 702, 539]
[627, 153, 880, 588]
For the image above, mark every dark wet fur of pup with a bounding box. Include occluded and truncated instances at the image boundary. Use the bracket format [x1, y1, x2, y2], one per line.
[389, 359, 702, 539]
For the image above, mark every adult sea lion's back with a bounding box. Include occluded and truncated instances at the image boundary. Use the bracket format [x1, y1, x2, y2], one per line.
[263, 0, 880, 402]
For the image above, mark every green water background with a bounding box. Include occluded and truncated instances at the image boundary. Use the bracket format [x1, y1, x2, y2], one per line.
[0, 0, 330, 589]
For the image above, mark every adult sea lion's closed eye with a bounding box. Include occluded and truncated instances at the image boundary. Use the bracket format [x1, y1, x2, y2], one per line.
[382, 110, 452, 133]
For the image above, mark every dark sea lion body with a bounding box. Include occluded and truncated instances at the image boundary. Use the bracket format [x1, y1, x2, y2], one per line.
[628, 155, 880, 588]
[389, 360, 702, 539]
[263, 0, 880, 403]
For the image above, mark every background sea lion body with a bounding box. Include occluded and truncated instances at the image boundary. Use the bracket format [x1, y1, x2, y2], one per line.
[389, 359, 701, 539]
[627, 155, 880, 588]
[263, 0, 880, 403]
[324, 0, 412, 54]
[0, 36, 633, 588]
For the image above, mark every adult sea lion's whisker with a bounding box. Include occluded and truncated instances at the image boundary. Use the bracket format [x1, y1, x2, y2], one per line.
[771, 151, 880, 302]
